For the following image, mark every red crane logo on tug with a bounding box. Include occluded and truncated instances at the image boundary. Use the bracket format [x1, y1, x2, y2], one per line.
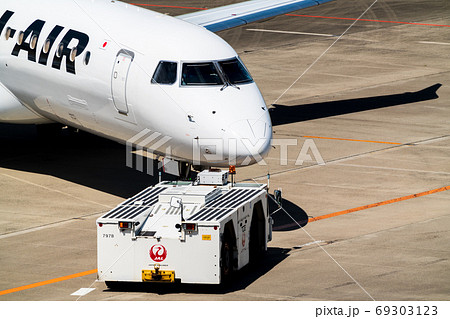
[150, 244, 167, 262]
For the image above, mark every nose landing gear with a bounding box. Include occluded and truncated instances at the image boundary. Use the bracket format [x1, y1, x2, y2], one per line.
[178, 161, 191, 180]
[159, 158, 195, 181]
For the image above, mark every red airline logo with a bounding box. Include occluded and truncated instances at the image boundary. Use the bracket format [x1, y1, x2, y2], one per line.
[150, 244, 167, 262]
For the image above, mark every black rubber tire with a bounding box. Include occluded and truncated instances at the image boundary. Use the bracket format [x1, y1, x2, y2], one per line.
[221, 241, 232, 278]
[249, 206, 266, 264]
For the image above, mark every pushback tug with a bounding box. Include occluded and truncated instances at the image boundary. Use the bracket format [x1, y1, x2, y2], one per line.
[97, 168, 272, 285]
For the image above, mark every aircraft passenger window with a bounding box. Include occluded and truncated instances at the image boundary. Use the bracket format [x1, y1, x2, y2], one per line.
[152, 61, 177, 85]
[70, 48, 77, 62]
[218, 58, 253, 85]
[43, 39, 51, 54]
[17, 31, 24, 45]
[181, 62, 223, 86]
[5, 27, 12, 40]
[56, 43, 64, 58]
[84, 51, 91, 65]
[30, 35, 38, 50]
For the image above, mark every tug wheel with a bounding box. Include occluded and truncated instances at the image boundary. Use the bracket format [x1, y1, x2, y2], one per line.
[221, 240, 233, 279]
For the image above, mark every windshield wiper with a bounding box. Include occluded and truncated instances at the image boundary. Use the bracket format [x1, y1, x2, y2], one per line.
[220, 74, 240, 91]
[220, 81, 229, 91]
[218, 64, 240, 91]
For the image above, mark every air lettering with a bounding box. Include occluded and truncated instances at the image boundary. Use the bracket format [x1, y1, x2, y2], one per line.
[11, 19, 45, 62]
[51, 29, 89, 74]
[1, 10, 90, 75]
[38, 25, 64, 66]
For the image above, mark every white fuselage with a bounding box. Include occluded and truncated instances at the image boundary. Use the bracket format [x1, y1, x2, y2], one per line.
[0, 0, 272, 166]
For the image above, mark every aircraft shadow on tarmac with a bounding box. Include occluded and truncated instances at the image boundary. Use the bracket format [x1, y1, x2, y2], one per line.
[269, 83, 442, 126]
[0, 126, 171, 198]
[0, 84, 441, 199]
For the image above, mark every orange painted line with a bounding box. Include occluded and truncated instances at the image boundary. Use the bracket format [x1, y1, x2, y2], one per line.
[309, 186, 450, 222]
[302, 135, 402, 145]
[285, 14, 450, 28]
[0, 269, 97, 296]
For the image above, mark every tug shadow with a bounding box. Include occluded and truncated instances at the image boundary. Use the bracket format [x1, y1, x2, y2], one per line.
[104, 246, 292, 295]
[269, 197, 309, 231]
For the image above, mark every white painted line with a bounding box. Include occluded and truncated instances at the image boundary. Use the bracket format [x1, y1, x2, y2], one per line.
[246, 28, 335, 37]
[418, 41, 450, 46]
[0, 172, 113, 209]
[0, 212, 103, 239]
[71, 288, 95, 296]
[294, 240, 325, 248]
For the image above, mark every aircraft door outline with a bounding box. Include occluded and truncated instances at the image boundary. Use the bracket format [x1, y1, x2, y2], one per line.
[111, 49, 134, 115]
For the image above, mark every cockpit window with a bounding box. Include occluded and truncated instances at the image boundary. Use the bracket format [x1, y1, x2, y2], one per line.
[181, 62, 223, 86]
[218, 58, 253, 84]
[152, 61, 177, 85]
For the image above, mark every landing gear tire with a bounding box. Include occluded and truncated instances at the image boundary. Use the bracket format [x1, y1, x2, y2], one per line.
[249, 204, 266, 264]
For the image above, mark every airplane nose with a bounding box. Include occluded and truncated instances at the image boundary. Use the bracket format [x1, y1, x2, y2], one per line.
[227, 118, 272, 165]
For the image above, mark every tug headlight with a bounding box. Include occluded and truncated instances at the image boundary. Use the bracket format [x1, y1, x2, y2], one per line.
[119, 221, 132, 229]
[183, 223, 197, 232]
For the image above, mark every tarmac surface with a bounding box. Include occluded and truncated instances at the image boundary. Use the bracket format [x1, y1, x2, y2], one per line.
[0, 0, 449, 301]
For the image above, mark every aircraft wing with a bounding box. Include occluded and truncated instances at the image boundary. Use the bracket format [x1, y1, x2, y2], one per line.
[177, 0, 335, 32]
